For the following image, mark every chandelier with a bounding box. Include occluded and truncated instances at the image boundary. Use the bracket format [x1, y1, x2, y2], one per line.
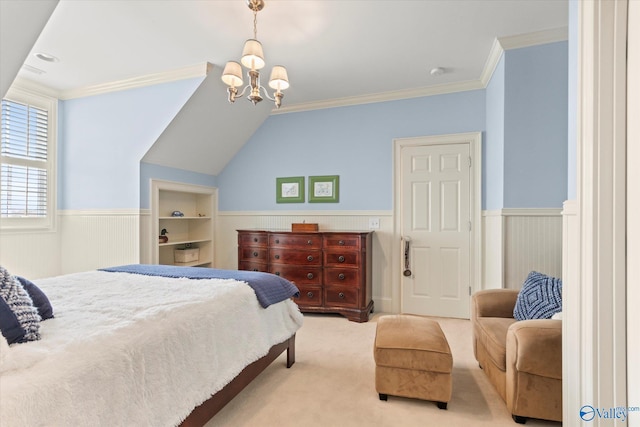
[221, 0, 289, 109]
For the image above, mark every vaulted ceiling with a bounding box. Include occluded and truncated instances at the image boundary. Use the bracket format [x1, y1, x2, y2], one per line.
[1, 0, 568, 175]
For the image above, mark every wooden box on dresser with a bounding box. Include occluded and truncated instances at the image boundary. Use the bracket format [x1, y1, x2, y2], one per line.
[237, 230, 373, 322]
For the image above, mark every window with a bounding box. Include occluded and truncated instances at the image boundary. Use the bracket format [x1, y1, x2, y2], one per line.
[1, 86, 57, 230]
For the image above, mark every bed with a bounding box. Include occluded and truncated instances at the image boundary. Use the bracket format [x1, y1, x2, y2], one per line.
[0, 264, 303, 426]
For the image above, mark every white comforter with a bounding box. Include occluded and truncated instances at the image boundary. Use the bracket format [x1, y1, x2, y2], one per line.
[0, 270, 303, 426]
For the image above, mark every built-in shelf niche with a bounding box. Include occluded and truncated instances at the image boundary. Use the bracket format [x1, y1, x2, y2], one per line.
[151, 179, 217, 268]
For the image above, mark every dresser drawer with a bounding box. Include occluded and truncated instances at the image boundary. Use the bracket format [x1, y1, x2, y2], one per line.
[323, 234, 363, 250]
[238, 247, 268, 262]
[270, 233, 322, 249]
[324, 286, 358, 308]
[324, 268, 359, 286]
[270, 249, 321, 265]
[269, 265, 322, 285]
[323, 251, 359, 267]
[238, 260, 268, 272]
[238, 231, 268, 247]
[294, 285, 323, 307]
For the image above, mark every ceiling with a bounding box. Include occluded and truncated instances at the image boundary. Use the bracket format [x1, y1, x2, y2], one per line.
[15, 0, 568, 109]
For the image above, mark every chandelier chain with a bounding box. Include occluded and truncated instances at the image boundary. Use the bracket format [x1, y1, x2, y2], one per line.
[253, 7, 258, 39]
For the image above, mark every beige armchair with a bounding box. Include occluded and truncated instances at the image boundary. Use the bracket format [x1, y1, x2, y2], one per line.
[471, 289, 562, 423]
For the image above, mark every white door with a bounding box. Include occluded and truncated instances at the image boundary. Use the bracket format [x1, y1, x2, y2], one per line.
[400, 142, 471, 318]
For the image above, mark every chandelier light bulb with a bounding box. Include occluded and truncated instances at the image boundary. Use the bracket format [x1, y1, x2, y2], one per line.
[241, 39, 265, 70]
[268, 66, 290, 91]
[221, 61, 243, 87]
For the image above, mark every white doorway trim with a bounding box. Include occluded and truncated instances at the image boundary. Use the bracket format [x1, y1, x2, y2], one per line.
[564, 1, 628, 424]
[392, 132, 482, 314]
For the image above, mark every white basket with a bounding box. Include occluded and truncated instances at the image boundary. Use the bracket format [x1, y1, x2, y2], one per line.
[174, 247, 199, 263]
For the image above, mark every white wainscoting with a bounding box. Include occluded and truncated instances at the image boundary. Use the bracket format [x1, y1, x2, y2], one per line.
[0, 229, 61, 279]
[3, 208, 563, 312]
[482, 211, 505, 288]
[216, 211, 395, 313]
[482, 208, 563, 289]
[59, 210, 140, 275]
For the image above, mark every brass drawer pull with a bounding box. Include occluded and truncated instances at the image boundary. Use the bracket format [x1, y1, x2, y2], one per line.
[253, 268, 258, 272]
[307, 255, 314, 262]
[307, 291, 314, 298]
[275, 239, 280, 244]
[338, 292, 345, 299]
[307, 273, 314, 279]
[253, 251, 258, 257]
[253, 237, 258, 242]
[338, 273, 345, 280]
[307, 240, 313, 245]
[275, 272, 281, 276]
[339, 240, 345, 246]
[275, 254, 280, 260]
[338, 256, 345, 263]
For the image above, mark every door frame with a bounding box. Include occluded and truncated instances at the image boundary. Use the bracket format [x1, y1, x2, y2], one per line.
[392, 132, 482, 315]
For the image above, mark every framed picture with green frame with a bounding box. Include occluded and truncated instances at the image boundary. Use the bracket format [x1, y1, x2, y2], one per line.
[308, 175, 339, 203]
[276, 176, 305, 203]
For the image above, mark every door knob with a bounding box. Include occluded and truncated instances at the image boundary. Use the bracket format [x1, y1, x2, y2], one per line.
[403, 236, 412, 277]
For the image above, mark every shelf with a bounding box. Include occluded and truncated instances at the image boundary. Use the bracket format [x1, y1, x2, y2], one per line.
[158, 239, 210, 247]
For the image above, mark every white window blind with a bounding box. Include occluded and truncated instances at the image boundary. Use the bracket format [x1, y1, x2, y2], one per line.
[1, 99, 49, 219]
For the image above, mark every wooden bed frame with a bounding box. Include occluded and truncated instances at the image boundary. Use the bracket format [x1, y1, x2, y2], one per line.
[180, 334, 296, 426]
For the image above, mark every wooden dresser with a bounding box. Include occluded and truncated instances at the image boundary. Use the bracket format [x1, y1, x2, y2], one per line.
[237, 230, 373, 322]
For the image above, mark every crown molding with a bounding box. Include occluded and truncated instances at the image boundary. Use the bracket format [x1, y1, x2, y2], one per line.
[479, 38, 505, 87]
[479, 26, 568, 89]
[271, 80, 485, 115]
[498, 26, 568, 50]
[58, 62, 212, 100]
[10, 28, 568, 108]
[10, 77, 61, 99]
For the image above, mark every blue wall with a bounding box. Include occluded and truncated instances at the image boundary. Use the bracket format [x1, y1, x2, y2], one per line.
[485, 54, 506, 210]
[58, 77, 202, 210]
[218, 41, 567, 212]
[503, 42, 568, 208]
[55, 41, 568, 213]
[217, 91, 486, 211]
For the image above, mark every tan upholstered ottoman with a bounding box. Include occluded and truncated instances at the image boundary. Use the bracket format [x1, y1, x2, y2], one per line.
[374, 315, 453, 409]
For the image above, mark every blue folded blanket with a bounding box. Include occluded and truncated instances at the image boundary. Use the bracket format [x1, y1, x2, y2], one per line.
[100, 264, 299, 308]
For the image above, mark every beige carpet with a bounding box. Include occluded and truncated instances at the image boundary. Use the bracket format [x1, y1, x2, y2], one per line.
[206, 313, 561, 427]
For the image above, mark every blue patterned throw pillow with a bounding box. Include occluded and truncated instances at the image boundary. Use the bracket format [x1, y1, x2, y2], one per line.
[15, 276, 54, 320]
[513, 271, 563, 321]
